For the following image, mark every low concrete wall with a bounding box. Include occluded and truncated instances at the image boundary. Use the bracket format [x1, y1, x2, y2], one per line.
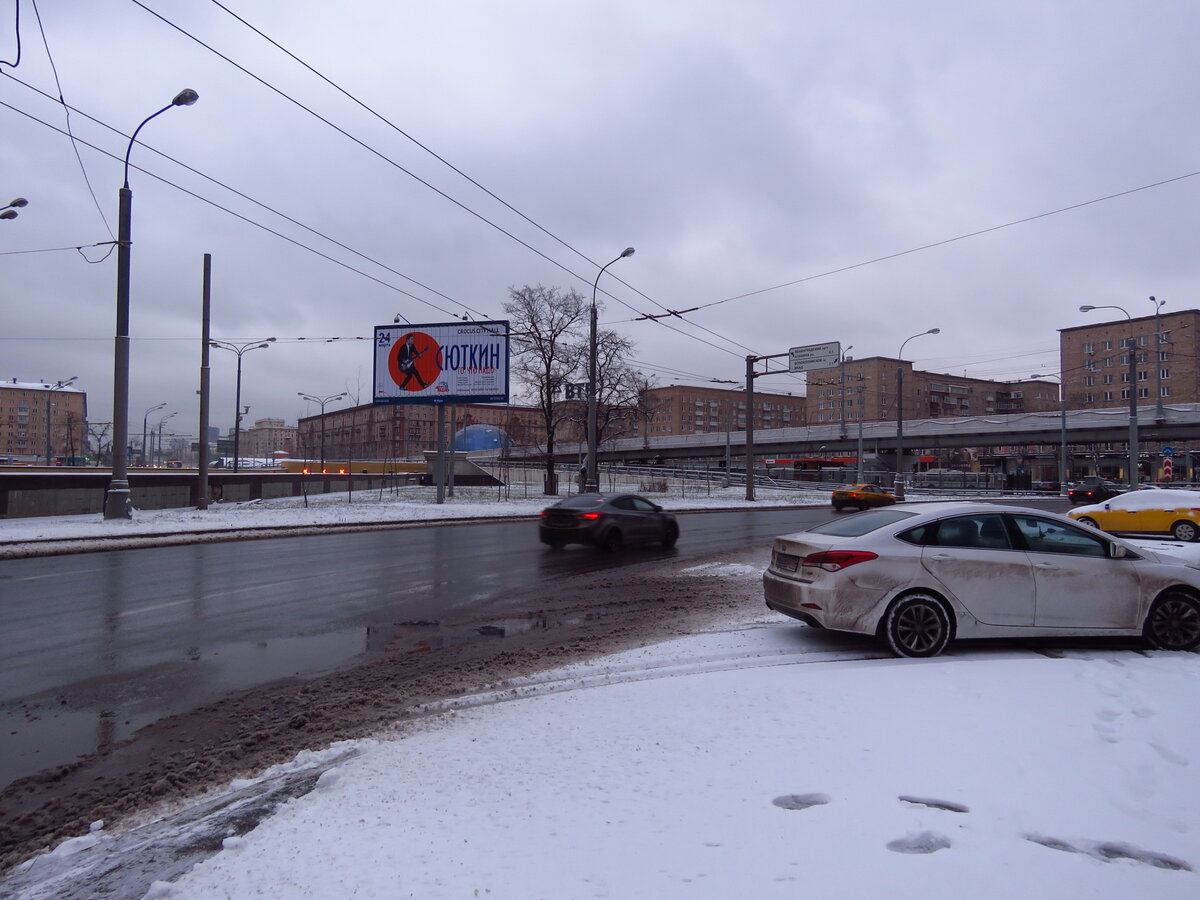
[0, 470, 435, 519]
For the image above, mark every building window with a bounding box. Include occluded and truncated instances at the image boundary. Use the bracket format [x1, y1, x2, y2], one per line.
[1102, 340, 1113, 350]
[1084, 392, 1095, 403]
[1103, 391, 1114, 401]
[1137, 370, 1148, 382]
[1161, 368, 1170, 379]
[1084, 376, 1094, 386]
[1161, 386, 1171, 397]
[1103, 357, 1113, 368]
[1084, 359, 1096, 371]
[1121, 372, 1130, 383]
[1159, 350, 1170, 362]
[1121, 389, 1130, 400]
[1103, 374, 1113, 385]
[1083, 342, 1095, 353]
[1138, 387, 1150, 399]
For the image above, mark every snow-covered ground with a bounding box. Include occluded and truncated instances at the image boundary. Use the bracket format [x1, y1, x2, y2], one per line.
[12, 590, 1199, 899]
[4, 489, 1199, 898]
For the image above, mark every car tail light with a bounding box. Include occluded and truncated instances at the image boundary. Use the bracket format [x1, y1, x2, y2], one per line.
[580, 512, 604, 520]
[802, 550, 879, 572]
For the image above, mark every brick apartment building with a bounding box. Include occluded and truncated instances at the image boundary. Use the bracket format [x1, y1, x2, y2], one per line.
[296, 402, 543, 462]
[1059, 308, 1200, 412]
[804, 358, 1059, 426]
[0, 379, 88, 463]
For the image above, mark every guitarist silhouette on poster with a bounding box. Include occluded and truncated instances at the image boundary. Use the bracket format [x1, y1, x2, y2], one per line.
[387, 331, 441, 392]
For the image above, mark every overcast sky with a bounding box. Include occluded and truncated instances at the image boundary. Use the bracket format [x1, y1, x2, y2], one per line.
[3, 0, 1198, 438]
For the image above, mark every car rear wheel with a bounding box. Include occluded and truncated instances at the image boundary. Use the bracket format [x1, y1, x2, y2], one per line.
[884, 593, 952, 658]
[661, 522, 679, 548]
[1076, 517, 1099, 529]
[1171, 520, 1199, 542]
[1144, 591, 1200, 651]
[600, 528, 623, 553]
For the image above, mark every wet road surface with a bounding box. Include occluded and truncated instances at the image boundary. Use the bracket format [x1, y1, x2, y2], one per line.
[0, 506, 833, 788]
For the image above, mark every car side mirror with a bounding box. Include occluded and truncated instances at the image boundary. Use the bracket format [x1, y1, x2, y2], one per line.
[1110, 543, 1128, 559]
[1103, 504, 1111, 511]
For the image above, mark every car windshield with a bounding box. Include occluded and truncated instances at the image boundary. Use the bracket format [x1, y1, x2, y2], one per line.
[806, 509, 917, 537]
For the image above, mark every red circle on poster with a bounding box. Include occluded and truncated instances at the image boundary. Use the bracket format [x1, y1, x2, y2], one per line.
[388, 331, 441, 391]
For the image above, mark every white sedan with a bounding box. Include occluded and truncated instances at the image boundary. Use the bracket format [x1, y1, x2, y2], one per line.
[763, 502, 1200, 658]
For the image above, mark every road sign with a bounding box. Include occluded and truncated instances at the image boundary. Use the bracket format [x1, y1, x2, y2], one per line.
[788, 341, 841, 373]
[1162, 446, 1174, 457]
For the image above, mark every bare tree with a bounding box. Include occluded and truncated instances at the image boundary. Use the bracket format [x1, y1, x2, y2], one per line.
[592, 330, 651, 449]
[504, 285, 588, 494]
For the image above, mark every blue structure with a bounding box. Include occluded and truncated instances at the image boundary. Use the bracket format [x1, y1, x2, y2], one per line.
[453, 423, 512, 452]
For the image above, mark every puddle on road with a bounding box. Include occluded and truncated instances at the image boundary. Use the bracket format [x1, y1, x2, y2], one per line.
[2, 603, 639, 790]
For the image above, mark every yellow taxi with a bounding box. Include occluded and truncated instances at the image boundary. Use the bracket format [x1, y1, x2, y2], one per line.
[831, 483, 896, 511]
[1068, 488, 1200, 542]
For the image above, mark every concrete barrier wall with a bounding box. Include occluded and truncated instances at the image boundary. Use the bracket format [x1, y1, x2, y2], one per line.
[0, 470, 429, 519]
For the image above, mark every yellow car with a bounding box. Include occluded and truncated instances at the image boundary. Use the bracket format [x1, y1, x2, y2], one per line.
[1068, 488, 1200, 542]
[831, 483, 896, 511]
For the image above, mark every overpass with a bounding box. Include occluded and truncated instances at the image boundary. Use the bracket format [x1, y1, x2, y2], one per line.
[526, 402, 1200, 464]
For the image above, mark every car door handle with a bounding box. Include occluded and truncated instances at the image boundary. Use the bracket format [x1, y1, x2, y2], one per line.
[930, 553, 955, 560]
[1034, 562, 1058, 570]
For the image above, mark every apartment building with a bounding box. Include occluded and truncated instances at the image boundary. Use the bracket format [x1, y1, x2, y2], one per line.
[297, 402, 543, 461]
[239, 418, 297, 460]
[0, 379, 88, 462]
[805, 358, 1059, 426]
[1059, 308, 1200, 412]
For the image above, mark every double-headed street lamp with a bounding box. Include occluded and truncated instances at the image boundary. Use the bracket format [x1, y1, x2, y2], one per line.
[1080, 304, 1139, 488]
[103, 89, 199, 519]
[893, 328, 940, 499]
[1150, 295, 1167, 423]
[586, 247, 635, 493]
[44, 376, 78, 464]
[141, 402, 166, 467]
[298, 392, 348, 471]
[211, 338, 275, 472]
[1, 197, 28, 220]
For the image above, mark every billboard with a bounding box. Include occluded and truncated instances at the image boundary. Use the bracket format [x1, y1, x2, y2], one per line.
[374, 321, 510, 405]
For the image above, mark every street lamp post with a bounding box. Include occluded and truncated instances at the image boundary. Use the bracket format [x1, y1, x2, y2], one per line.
[141, 402, 166, 467]
[155, 412, 176, 467]
[1031, 373, 1068, 496]
[1080, 304, 1139, 488]
[586, 247, 635, 493]
[1150, 295, 1166, 423]
[104, 89, 199, 519]
[1, 197, 28, 220]
[839, 345, 853, 439]
[44, 376, 77, 464]
[894, 328, 940, 500]
[211, 338, 275, 472]
[298, 392, 348, 471]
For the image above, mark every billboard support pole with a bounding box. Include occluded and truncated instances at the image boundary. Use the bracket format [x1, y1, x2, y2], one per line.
[436, 404, 446, 504]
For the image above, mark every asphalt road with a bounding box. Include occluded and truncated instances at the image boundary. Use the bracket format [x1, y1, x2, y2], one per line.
[0, 506, 832, 787]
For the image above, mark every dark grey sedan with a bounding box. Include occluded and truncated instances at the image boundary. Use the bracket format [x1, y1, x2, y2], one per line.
[539, 493, 679, 551]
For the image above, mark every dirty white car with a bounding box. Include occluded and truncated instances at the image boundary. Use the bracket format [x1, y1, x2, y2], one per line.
[763, 502, 1200, 658]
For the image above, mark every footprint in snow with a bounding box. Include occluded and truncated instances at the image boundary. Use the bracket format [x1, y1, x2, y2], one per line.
[898, 795, 969, 813]
[887, 831, 951, 854]
[772, 793, 831, 811]
[1025, 834, 1192, 871]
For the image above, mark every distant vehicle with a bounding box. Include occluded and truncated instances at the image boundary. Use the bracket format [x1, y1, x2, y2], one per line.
[539, 492, 679, 551]
[832, 483, 896, 511]
[763, 502, 1200, 657]
[1069, 489, 1200, 542]
[1067, 477, 1124, 505]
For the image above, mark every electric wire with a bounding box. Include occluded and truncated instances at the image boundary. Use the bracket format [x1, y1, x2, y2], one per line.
[138, 0, 760, 358]
[28, 0, 114, 239]
[0, 96, 477, 319]
[0, 0, 19, 67]
[689, 171, 1200, 314]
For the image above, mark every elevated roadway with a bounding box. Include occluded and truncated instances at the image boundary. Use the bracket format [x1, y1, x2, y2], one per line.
[529, 403, 1200, 463]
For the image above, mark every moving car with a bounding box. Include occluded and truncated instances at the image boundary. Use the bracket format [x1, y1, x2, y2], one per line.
[832, 483, 896, 511]
[1067, 477, 1124, 505]
[763, 502, 1200, 658]
[1068, 488, 1200, 542]
[539, 492, 679, 551]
